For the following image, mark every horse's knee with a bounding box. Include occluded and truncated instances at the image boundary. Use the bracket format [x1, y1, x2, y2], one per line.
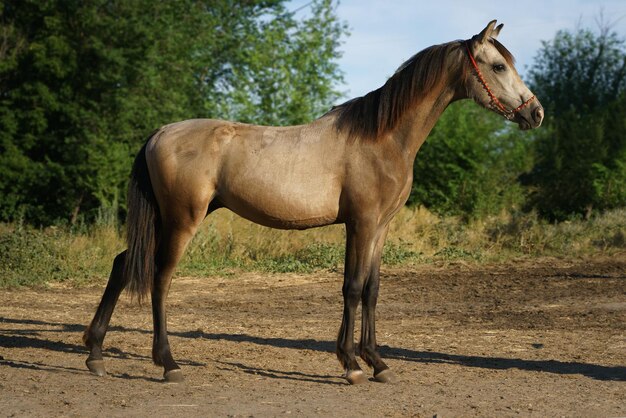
[342, 277, 366, 303]
[362, 279, 380, 302]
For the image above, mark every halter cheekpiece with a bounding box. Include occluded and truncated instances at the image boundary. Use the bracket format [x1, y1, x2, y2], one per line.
[464, 40, 535, 120]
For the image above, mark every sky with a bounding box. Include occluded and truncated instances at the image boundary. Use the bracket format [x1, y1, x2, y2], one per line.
[288, 0, 626, 99]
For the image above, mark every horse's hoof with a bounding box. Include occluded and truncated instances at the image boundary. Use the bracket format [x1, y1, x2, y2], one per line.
[164, 369, 184, 383]
[374, 369, 398, 384]
[86, 359, 106, 377]
[345, 370, 368, 385]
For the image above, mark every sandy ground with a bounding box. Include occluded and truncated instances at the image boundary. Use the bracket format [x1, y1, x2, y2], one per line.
[0, 258, 624, 417]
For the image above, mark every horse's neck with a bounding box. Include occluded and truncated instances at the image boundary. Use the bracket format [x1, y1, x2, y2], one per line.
[393, 83, 458, 164]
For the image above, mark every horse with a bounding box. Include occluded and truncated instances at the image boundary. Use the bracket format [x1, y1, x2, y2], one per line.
[84, 20, 543, 385]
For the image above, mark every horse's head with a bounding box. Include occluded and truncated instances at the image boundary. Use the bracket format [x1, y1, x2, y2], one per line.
[464, 20, 543, 130]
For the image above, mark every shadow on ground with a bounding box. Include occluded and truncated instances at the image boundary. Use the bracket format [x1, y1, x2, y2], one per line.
[1, 316, 623, 382]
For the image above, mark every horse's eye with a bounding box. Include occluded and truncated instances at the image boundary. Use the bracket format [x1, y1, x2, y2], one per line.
[493, 64, 506, 73]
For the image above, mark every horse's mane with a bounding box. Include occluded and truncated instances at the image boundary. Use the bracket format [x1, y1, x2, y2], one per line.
[329, 39, 514, 142]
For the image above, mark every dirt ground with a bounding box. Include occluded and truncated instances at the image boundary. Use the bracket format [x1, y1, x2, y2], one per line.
[0, 258, 624, 417]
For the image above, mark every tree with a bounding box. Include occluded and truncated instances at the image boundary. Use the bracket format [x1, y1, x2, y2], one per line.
[409, 101, 531, 218]
[212, 0, 347, 126]
[0, 0, 347, 225]
[525, 26, 626, 220]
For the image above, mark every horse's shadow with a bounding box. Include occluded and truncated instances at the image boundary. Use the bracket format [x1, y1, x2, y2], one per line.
[177, 329, 626, 382]
[0, 317, 201, 382]
[1, 317, 624, 383]
[378, 346, 626, 382]
[215, 360, 346, 385]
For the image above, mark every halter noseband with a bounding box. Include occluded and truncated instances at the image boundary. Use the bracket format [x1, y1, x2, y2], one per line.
[464, 40, 535, 120]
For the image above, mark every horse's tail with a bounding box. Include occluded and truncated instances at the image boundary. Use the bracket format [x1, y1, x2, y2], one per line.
[123, 139, 159, 302]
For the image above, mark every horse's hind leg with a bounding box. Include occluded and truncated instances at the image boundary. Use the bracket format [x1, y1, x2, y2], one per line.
[151, 215, 204, 383]
[83, 250, 128, 376]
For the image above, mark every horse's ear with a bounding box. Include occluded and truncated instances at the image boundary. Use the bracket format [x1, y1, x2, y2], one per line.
[492, 23, 504, 39]
[475, 20, 498, 44]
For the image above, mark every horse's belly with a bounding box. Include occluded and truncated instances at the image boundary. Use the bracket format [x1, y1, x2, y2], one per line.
[218, 172, 342, 230]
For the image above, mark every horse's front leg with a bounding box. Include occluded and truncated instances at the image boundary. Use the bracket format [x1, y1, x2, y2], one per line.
[358, 225, 397, 383]
[336, 220, 380, 384]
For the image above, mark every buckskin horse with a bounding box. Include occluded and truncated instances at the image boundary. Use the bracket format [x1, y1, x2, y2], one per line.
[84, 20, 543, 384]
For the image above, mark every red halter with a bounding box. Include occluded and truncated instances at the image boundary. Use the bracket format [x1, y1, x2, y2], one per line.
[465, 40, 535, 120]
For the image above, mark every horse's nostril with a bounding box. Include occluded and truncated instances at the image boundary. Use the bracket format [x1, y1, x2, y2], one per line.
[533, 107, 544, 123]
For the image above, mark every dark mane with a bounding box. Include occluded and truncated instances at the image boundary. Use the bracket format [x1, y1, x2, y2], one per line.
[330, 41, 468, 142]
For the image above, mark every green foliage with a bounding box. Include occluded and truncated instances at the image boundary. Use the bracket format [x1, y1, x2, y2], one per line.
[526, 27, 626, 220]
[0, 226, 73, 287]
[382, 241, 423, 265]
[0, 0, 347, 225]
[528, 28, 626, 117]
[257, 243, 344, 273]
[409, 101, 531, 218]
[214, 0, 347, 125]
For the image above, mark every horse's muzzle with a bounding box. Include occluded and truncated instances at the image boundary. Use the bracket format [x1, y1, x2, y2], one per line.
[515, 100, 544, 130]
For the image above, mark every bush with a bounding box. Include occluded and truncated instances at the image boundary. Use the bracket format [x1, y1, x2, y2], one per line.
[410, 101, 531, 218]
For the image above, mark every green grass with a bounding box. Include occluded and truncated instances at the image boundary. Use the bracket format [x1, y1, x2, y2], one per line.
[1, 207, 624, 288]
[0, 222, 124, 288]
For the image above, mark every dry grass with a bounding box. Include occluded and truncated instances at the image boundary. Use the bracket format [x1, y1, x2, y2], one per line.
[1, 207, 624, 288]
